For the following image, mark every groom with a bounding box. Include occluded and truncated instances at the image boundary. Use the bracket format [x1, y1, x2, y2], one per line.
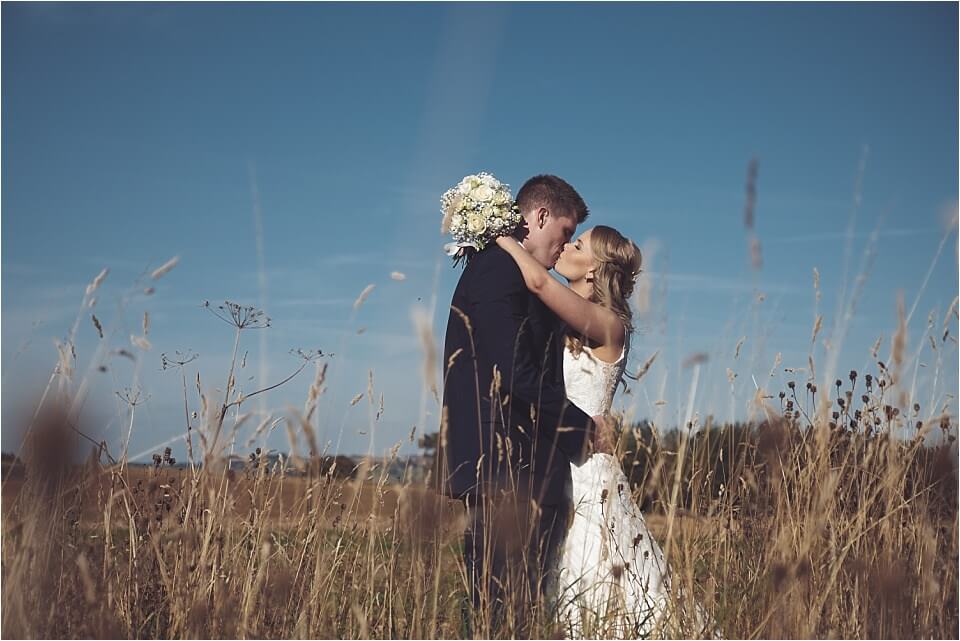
[438, 174, 602, 634]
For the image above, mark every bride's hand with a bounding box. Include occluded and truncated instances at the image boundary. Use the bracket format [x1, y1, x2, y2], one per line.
[591, 414, 616, 455]
[495, 235, 520, 249]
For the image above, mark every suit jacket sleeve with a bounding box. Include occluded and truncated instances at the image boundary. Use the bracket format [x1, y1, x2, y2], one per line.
[469, 249, 593, 463]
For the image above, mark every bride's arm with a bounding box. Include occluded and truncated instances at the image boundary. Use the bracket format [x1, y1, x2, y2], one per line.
[495, 235, 625, 349]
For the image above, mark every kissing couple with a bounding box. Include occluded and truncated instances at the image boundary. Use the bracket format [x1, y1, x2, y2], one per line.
[437, 174, 709, 638]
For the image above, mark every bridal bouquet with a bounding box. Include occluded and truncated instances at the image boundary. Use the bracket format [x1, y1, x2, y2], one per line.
[441, 172, 522, 265]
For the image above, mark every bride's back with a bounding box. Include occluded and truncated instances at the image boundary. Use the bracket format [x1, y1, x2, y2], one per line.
[562, 340, 628, 417]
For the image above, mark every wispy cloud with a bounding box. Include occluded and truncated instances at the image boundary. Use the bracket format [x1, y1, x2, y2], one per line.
[765, 228, 939, 244]
[1, 262, 58, 278]
[2, 282, 89, 305]
[318, 253, 435, 269]
[645, 271, 799, 295]
[235, 255, 435, 283]
[268, 297, 354, 309]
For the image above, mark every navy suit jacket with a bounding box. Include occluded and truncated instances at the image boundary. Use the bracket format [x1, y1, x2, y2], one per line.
[437, 245, 592, 505]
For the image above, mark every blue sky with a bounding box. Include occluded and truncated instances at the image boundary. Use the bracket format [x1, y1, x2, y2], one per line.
[3, 2, 957, 461]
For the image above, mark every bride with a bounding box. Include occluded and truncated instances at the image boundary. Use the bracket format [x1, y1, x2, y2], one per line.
[496, 227, 712, 639]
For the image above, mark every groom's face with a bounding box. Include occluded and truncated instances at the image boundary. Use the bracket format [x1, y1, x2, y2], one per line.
[526, 208, 578, 268]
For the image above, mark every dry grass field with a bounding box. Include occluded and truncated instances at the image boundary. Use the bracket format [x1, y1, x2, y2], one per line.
[1, 272, 958, 639]
[0, 464, 468, 537]
[2, 403, 956, 639]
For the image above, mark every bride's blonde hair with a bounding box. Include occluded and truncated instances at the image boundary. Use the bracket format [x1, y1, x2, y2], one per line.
[567, 225, 643, 356]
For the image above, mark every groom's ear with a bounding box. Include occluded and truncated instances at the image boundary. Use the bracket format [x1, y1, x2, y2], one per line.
[536, 207, 549, 229]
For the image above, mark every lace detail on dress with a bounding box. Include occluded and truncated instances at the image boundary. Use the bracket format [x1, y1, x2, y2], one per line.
[562, 343, 627, 417]
[556, 453, 671, 638]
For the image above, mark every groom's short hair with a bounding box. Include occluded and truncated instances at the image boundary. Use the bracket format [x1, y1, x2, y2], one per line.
[516, 175, 590, 223]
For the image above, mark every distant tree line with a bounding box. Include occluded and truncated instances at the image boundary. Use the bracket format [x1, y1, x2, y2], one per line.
[415, 416, 957, 518]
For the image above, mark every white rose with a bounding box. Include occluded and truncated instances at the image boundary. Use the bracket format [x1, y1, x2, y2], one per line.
[467, 212, 487, 234]
[493, 191, 510, 205]
[458, 180, 472, 195]
[472, 185, 495, 202]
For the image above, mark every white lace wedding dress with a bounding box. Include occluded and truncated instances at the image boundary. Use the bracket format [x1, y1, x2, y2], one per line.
[555, 342, 714, 639]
